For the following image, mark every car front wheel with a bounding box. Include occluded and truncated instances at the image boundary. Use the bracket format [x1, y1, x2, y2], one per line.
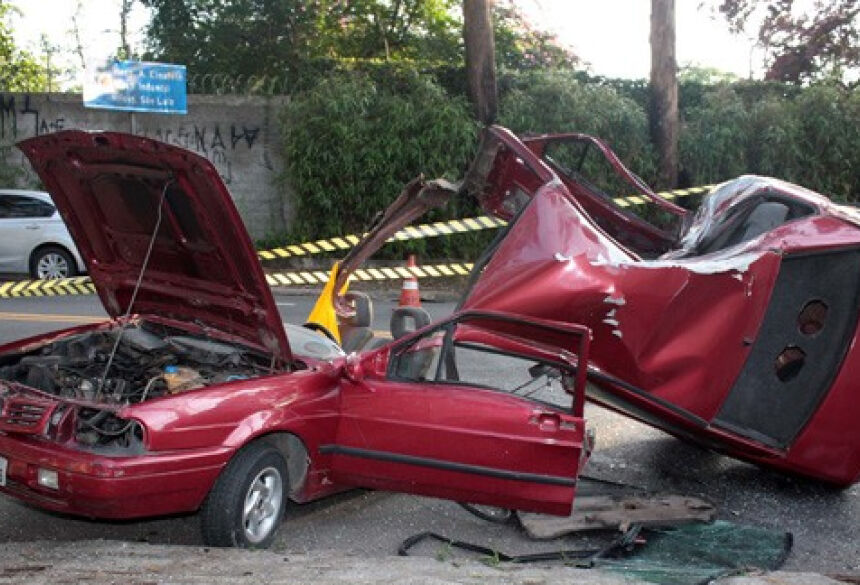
[200, 441, 288, 548]
[30, 246, 76, 279]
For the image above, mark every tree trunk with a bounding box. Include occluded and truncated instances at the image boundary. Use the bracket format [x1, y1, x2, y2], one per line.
[463, 0, 497, 125]
[119, 0, 132, 59]
[650, 0, 679, 188]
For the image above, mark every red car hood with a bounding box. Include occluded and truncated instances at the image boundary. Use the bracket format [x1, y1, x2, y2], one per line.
[17, 131, 291, 363]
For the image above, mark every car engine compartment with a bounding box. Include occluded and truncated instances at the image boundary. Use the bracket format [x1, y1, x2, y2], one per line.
[0, 321, 278, 451]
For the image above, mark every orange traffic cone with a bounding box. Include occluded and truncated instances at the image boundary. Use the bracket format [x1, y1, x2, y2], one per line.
[398, 254, 421, 307]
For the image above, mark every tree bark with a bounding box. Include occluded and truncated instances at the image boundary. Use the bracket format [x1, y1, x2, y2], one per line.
[463, 0, 497, 125]
[120, 0, 132, 59]
[650, 0, 679, 188]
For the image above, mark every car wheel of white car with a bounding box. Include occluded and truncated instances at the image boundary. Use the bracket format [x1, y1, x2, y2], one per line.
[201, 441, 288, 548]
[30, 246, 76, 279]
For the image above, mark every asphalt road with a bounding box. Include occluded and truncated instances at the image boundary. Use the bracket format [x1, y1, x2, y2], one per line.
[0, 293, 857, 574]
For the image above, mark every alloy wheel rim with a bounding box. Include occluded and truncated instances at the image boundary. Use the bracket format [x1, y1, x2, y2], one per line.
[37, 253, 70, 279]
[242, 466, 283, 544]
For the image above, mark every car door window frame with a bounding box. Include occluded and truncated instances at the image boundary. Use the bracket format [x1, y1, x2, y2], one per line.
[386, 310, 589, 415]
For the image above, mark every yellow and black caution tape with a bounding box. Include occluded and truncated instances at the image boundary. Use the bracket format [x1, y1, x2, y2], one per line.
[257, 234, 363, 260]
[257, 217, 505, 261]
[614, 184, 714, 208]
[0, 184, 716, 298]
[386, 216, 505, 242]
[265, 262, 474, 287]
[256, 184, 715, 261]
[0, 263, 476, 298]
[0, 277, 96, 298]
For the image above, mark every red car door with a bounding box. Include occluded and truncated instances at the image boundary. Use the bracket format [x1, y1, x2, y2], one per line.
[323, 310, 591, 516]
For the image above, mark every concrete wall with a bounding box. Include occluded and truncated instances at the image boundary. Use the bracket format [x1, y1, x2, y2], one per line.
[0, 92, 291, 240]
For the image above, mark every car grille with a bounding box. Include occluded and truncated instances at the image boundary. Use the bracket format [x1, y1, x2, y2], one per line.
[0, 395, 54, 434]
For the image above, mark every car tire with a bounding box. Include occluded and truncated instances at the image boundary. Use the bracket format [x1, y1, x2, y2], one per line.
[200, 441, 288, 548]
[30, 246, 77, 280]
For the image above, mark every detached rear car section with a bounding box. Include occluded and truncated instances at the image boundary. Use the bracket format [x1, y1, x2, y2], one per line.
[458, 127, 860, 487]
[0, 131, 593, 548]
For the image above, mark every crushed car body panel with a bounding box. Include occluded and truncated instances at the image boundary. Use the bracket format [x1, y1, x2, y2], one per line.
[458, 126, 860, 485]
[332, 176, 459, 316]
[17, 131, 291, 362]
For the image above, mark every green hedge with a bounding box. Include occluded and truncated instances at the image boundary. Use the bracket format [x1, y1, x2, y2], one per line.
[279, 71, 481, 259]
[498, 71, 857, 201]
[681, 82, 858, 201]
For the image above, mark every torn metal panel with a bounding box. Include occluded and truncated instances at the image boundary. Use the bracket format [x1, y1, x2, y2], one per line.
[332, 176, 458, 317]
[461, 183, 784, 422]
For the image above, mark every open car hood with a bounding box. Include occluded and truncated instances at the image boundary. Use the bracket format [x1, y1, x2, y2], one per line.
[18, 131, 291, 363]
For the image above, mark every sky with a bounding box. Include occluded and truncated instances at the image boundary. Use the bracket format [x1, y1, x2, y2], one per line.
[521, 1, 763, 79]
[8, 0, 763, 85]
[9, 0, 151, 88]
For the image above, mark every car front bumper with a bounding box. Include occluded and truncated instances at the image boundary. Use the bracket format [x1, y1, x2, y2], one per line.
[0, 432, 231, 519]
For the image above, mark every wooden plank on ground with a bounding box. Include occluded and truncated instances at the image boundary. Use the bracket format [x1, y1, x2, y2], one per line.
[518, 494, 716, 540]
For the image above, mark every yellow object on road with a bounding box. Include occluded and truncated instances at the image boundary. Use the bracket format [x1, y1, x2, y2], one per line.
[305, 263, 349, 343]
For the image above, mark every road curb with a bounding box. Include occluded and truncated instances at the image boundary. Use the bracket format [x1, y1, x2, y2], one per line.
[0, 540, 848, 585]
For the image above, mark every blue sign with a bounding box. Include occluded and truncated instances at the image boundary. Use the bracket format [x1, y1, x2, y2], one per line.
[84, 60, 187, 114]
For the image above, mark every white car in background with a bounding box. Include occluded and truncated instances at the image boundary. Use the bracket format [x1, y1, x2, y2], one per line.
[0, 189, 85, 279]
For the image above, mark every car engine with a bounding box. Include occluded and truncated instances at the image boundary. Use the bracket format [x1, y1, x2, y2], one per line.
[0, 322, 276, 450]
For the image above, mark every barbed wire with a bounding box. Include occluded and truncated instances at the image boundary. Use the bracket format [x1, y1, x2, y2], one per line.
[3, 74, 290, 96]
[187, 73, 291, 96]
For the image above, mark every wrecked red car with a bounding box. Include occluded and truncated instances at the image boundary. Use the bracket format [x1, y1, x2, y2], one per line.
[452, 126, 860, 487]
[0, 131, 591, 548]
[1, 124, 858, 550]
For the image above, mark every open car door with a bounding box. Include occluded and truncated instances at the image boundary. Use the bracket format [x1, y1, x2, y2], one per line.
[323, 311, 591, 516]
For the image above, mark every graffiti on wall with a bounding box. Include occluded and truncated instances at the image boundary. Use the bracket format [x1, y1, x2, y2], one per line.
[1, 93, 264, 186]
[0, 94, 62, 185]
[0, 92, 284, 237]
[0, 94, 67, 140]
[140, 123, 261, 184]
